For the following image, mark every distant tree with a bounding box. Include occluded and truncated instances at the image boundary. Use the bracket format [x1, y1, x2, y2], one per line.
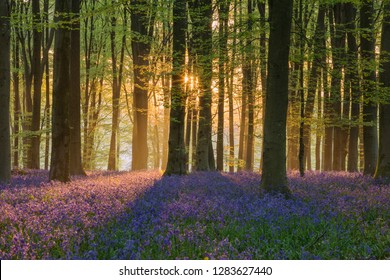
[0, 0, 11, 183]
[303, 5, 326, 174]
[49, 0, 72, 182]
[108, 2, 126, 171]
[81, 0, 106, 170]
[330, 3, 346, 171]
[164, 0, 187, 175]
[261, 0, 293, 197]
[375, 3, 390, 179]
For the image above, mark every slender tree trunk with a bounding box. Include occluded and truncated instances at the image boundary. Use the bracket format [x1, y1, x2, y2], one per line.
[237, 0, 246, 171]
[50, 0, 72, 182]
[330, 4, 346, 171]
[227, 0, 238, 172]
[0, 0, 11, 183]
[30, 0, 42, 169]
[13, 34, 21, 169]
[261, 0, 293, 197]
[161, 8, 171, 171]
[44, 55, 50, 170]
[108, 5, 124, 171]
[374, 3, 390, 178]
[44, 0, 50, 170]
[345, 3, 360, 172]
[161, 72, 170, 170]
[315, 75, 322, 171]
[287, 63, 300, 171]
[245, 0, 255, 171]
[323, 9, 333, 171]
[165, 0, 187, 175]
[17, 1, 33, 169]
[216, 0, 229, 171]
[303, 6, 325, 174]
[69, 0, 85, 175]
[257, 0, 267, 171]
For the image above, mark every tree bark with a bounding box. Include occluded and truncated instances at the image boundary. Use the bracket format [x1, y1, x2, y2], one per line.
[303, 6, 325, 174]
[216, 0, 229, 171]
[245, 0, 255, 171]
[12, 31, 21, 169]
[345, 3, 360, 172]
[108, 4, 125, 171]
[360, 0, 378, 176]
[131, 0, 154, 170]
[257, 0, 267, 171]
[330, 4, 346, 171]
[49, 0, 72, 182]
[164, 0, 187, 175]
[69, 0, 85, 175]
[30, 0, 42, 169]
[374, 3, 390, 179]
[261, 0, 293, 197]
[0, 0, 11, 183]
[192, 0, 215, 171]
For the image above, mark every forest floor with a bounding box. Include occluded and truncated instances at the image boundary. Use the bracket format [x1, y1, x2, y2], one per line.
[0, 170, 389, 260]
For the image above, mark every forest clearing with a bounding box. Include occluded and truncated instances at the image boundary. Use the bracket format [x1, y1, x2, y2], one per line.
[0, 170, 389, 259]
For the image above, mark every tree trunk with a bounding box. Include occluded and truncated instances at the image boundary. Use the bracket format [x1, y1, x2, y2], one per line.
[330, 4, 346, 171]
[245, 0, 255, 172]
[69, 0, 85, 175]
[44, 55, 50, 170]
[374, 3, 390, 179]
[108, 5, 125, 171]
[30, 0, 42, 169]
[303, 6, 325, 174]
[50, 0, 72, 182]
[315, 75, 322, 171]
[216, 0, 229, 171]
[44, 0, 50, 171]
[345, 3, 360, 172]
[360, 0, 378, 175]
[12, 33, 21, 169]
[164, 0, 187, 175]
[131, 0, 154, 170]
[192, 0, 214, 171]
[0, 0, 11, 183]
[261, 0, 293, 197]
[257, 0, 267, 171]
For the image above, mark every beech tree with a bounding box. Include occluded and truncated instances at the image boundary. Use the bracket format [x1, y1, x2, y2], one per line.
[375, 2, 390, 179]
[108, 3, 126, 171]
[345, 2, 360, 172]
[49, 0, 72, 182]
[131, 0, 155, 170]
[191, 0, 215, 171]
[165, 0, 187, 175]
[261, 0, 293, 197]
[0, 0, 11, 183]
[360, 0, 378, 175]
[69, 0, 85, 176]
[30, 0, 42, 169]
